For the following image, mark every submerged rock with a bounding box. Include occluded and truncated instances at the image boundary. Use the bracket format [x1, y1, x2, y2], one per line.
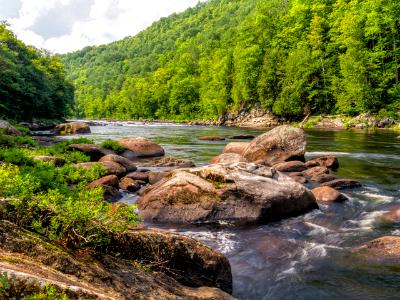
[311, 186, 348, 203]
[138, 162, 317, 225]
[199, 136, 225, 141]
[0, 219, 233, 299]
[119, 137, 165, 159]
[355, 236, 400, 263]
[228, 135, 255, 140]
[243, 125, 306, 165]
[54, 122, 91, 135]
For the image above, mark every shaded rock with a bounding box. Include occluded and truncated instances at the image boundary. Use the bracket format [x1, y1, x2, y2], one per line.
[119, 177, 141, 192]
[0, 120, 22, 135]
[311, 174, 338, 184]
[138, 162, 317, 225]
[210, 153, 247, 165]
[119, 137, 165, 158]
[321, 179, 362, 190]
[243, 125, 306, 165]
[302, 166, 330, 178]
[87, 175, 119, 189]
[69, 144, 111, 161]
[125, 171, 150, 182]
[305, 156, 339, 170]
[223, 142, 249, 155]
[103, 186, 122, 202]
[228, 135, 255, 140]
[77, 161, 126, 177]
[32, 136, 62, 147]
[273, 161, 307, 172]
[144, 157, 195, 168]
[311, 186, 348, 203]
[32, 156, 65, 166]
[290, 176, 308, 184]
[199, 136, 225, 141]
[148, 171, 169, 185]
[54, 122, 91, 135]
[99, 154, 137, 172]
[0, 220, 233, 299]
[355, 236, 400, 263]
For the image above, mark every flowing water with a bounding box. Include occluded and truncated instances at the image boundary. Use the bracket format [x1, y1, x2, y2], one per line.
[69, 122, 400, 300]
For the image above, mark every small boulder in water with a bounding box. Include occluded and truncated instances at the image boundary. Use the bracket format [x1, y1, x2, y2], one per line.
[69, 144, 111, 161]
[228, 135, 255, 140]
[199, 136, 225, 141]
[54, 122, 91, 135]
[273, 161, 307, 172]
[243, 125, 306, 165]
[355, 236, 400, 263]
[119, 177, 141, 192]
[305, 155, 339, 170]
[99, 154, 137, 172]
[321, 179, 362, 190]
[118, 137, 165, 159]
[311, 186, 348, 203]
[302, 166, 330, 178]
[125, 171, 150, 182]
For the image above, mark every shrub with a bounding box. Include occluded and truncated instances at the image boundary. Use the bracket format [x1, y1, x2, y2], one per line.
[101, 139, 125, 154]
[13, 124, 32, 135]
[0, 148, 34, 166]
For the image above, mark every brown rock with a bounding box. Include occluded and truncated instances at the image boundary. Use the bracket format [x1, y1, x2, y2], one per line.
[306, 156, 339, 170]
[32, 156, 65, 166]
[223, 142, 249, 155]
[273, 161, 307, 172]
[199, 136, 225, 141]
[311, 174, 338, 183]
[119, 177, 141, 192]
[99, 154, 137, 172]
[54, 122, 91, 135]
[87, 175, 119, 189]
[0, 120, 22, 136]
[321, 179, 362, 190]
[356, 236, 400, 262]
[210, 153, 247, 164]
[290, 176, 308, 184]
[125, 171, 150, 182]
[302, 166, 330, 178]
[77, 161, 126, 177]
[148, 171, 170, 185]
[144, 157, 195, 168]
[138, 162, 318, 225]
[243, 125, 306, 165]
[118, 137, 165, 158]
[311, 186, 348, 203]
[69, 144, 111, 161]
[380, 207, 400, 223]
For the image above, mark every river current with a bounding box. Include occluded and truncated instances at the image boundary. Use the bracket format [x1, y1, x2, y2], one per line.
[67, 122, 400, 300]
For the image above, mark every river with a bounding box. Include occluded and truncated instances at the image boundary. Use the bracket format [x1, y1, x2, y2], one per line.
[68, 122, 400, 300]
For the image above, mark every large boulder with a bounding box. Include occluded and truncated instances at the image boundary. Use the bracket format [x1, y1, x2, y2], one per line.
[223, 142, 249, 155]
[69, 144, 111, 161]
[0, 220, 233, 299]
[54, 122, 91, 135]
[138, 162, 318, 225]
[242, 125, 307, 165]
[99, 154, 137, 172]
[118, 137, 165, 159]
[77, 161, 126, 177]
[0, 120, 22, 136]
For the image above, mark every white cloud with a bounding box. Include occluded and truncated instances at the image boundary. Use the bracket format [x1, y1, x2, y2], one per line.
[5, 0, 206, 54]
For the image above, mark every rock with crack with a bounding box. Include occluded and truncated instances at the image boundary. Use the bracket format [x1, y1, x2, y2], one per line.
[138, 162, 318, 225]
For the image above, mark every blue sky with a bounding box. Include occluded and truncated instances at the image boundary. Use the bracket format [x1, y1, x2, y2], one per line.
[0, 0, 206, 53]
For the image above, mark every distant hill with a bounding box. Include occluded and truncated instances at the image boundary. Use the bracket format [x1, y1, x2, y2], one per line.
[61, 0, 400, 121]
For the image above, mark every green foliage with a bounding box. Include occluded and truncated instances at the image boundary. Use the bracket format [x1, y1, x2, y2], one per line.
[101, 139, 125, 154]
[61, 0, 399, 120]
[22, 285, 69, 300]
[0, 130, 37, 148]
[0, 274, 10, 299]
[13, 124, 31, 135]
[0, 148, 34, 166]
[0, 162, 138, 249]
[0, 24, 74, 122]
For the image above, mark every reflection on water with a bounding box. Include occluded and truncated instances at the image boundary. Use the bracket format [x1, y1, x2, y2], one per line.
[65, 123, 400, 300]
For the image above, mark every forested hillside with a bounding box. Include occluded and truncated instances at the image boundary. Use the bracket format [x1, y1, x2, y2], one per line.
[0, 23, 74, 121]
[62, 0, 400, 121]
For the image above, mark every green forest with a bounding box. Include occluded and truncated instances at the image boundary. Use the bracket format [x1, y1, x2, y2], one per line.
[62, 0, 400, 121]
[0, 22, 74, 122]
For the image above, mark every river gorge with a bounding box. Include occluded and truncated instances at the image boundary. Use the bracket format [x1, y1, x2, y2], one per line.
[60, 122, 400, 300]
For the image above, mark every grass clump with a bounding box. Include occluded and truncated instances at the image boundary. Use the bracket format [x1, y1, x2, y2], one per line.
[101, 139, 125, 154]
[22, 285, 69, 300]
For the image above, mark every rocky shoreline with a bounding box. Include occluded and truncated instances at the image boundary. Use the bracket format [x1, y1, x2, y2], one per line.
[1, 121, 400, 299]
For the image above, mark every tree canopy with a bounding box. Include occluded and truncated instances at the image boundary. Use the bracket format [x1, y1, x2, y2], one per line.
[0, 23, 74, 121]
[63, 0, 400, 120]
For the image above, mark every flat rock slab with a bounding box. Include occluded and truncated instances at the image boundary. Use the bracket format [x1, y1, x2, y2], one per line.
[138, 162, 317, 225]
